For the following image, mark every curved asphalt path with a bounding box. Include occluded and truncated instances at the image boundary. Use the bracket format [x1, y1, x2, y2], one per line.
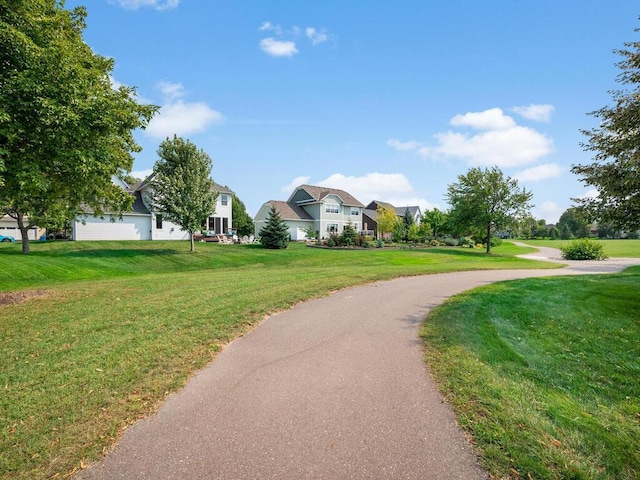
[77, 245, 640, 480]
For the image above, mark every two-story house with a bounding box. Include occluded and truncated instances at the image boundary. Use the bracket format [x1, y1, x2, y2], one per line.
[72, 176, 234, 241]
[362, 201, 423, 239]
[254, 184, 365, 241]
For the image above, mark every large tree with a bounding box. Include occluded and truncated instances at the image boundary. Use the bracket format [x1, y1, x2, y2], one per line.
[572, 27, 640, 231]
[423, 208, 447, 239]
[446, 166, 533, 253]
[557, 207, 591, 239]
[232, 195, 255, 237]
[0, 1, 156, 253]
[150, 136, 218, 252]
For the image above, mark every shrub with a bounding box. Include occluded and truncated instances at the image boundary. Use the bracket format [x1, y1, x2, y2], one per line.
[490, 236, 503, 247]
[560, 238, 608, 260]
[430, 239, 440, 247]
[443, 238, 459, 247]
[326, 236, 336, 247]
[458, 237, 474, 247]
[376, 239, 384, 248]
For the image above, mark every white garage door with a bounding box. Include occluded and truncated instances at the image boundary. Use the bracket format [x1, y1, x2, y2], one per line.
[74, 215, 152, 240]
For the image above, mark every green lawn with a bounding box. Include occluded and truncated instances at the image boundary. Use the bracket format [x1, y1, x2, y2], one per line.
[422, 268, 640, 480]
[517, 238, 640, 258]
[0, 240, 556, 479]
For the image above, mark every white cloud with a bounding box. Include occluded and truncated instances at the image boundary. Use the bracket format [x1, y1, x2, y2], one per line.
[450, 108, 516, 131]
[110, 0, 179, 11]
[512, 104, 555, 122]
[260, 38, 298, 57]
[387, 138, 422, 151]
[514, 163, 563, 182]
[418, 108, 553, 168]
[532, 201, 563, 224]
[281, 176, 311, 193]
[306, 27, 328, 45]
[581, 189, 599, 199]
[145, 101, 224, 139]
[259, 22, 282, 34]
[157, 81, 185, 100]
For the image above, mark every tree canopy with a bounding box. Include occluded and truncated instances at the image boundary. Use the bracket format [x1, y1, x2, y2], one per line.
[375, 204, 399, 240]
[573, 26, 640, 231]
[446, 166, 533, 253]
[0, 1, 156, 253]
[232, 195, 255, 237]
[150, 136, 217, 252]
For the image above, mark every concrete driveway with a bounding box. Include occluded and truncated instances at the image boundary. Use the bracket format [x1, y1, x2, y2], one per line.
[77, 246, 640, 480]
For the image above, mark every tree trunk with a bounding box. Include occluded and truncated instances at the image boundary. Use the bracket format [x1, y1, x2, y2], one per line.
[190, 232, 195, 252]
[16, 214, 31, 254]
[485, 224, 491, 254]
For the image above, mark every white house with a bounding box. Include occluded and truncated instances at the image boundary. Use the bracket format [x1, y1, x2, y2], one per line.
[254, 184, 365, 241]
[72, 176, 234, 241]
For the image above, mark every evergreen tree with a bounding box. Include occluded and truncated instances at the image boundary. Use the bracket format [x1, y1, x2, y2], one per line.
[402, 208, 414, 242]
[259, 206, 289, 249]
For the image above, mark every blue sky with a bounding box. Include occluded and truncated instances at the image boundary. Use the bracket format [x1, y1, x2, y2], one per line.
[67, 0, 639, 222]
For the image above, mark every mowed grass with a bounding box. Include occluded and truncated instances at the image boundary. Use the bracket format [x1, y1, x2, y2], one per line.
[519, 238, 640, 258]
[422, 268, 640, 480]
[0, 240, 557, 479]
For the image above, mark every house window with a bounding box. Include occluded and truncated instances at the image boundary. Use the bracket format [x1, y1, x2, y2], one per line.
[221, 194, 228, 206]
[350, 208, 360, 216]
[156, 215, 163, 229]
[327, 223, 338, 233]
[208, 217, 215, 230]
[325, 204, 339, 214]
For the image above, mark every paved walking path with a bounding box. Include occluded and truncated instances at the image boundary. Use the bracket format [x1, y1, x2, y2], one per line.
[77, 246, 640, 480]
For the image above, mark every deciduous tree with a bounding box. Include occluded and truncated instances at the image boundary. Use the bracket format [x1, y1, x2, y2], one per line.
[0, 1, 156, 253]
[150, 136, 218, 252]
[232, 195, 254, 237]
[376, 204, 399, 240]
[446, 166, 533, 253]
[573, 26, 640, 231]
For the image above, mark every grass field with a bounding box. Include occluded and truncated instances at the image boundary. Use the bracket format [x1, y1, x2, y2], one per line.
[0, 240, 557, 479]
[422, 268, 640, 480]
[518, 238, 640, 258]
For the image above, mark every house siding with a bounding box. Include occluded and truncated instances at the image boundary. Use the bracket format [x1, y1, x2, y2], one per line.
[73, 214, 152, 241]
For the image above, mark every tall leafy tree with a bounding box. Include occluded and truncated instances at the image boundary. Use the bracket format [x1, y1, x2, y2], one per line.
[376, 204, 399, 240]
[232, 195, 254, 237]
[150, 136, 217, 252]
[557, 207, 590, 239]
[0, 1, 156, 253]
[259, 206, 289, 249]
[446, 166, 533, 253]
[423, 208, 447, 239]
[573, 26, 640, 231]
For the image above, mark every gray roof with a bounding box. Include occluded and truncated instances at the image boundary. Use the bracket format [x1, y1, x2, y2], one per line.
[136, 175, 233, 195]
[266, 200, 314, 221]
[295, 185, 364, 207]
[395, 206, 421, 217]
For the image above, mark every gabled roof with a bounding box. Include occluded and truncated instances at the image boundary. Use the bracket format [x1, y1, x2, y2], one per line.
[291, 185, 364, 207]
[265, 200, 314, 221]
[135, 174, 234, 195]
[395, 206, 421, 217]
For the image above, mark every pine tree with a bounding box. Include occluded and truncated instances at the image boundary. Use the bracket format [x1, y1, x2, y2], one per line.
[259, 206, 289, 249]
